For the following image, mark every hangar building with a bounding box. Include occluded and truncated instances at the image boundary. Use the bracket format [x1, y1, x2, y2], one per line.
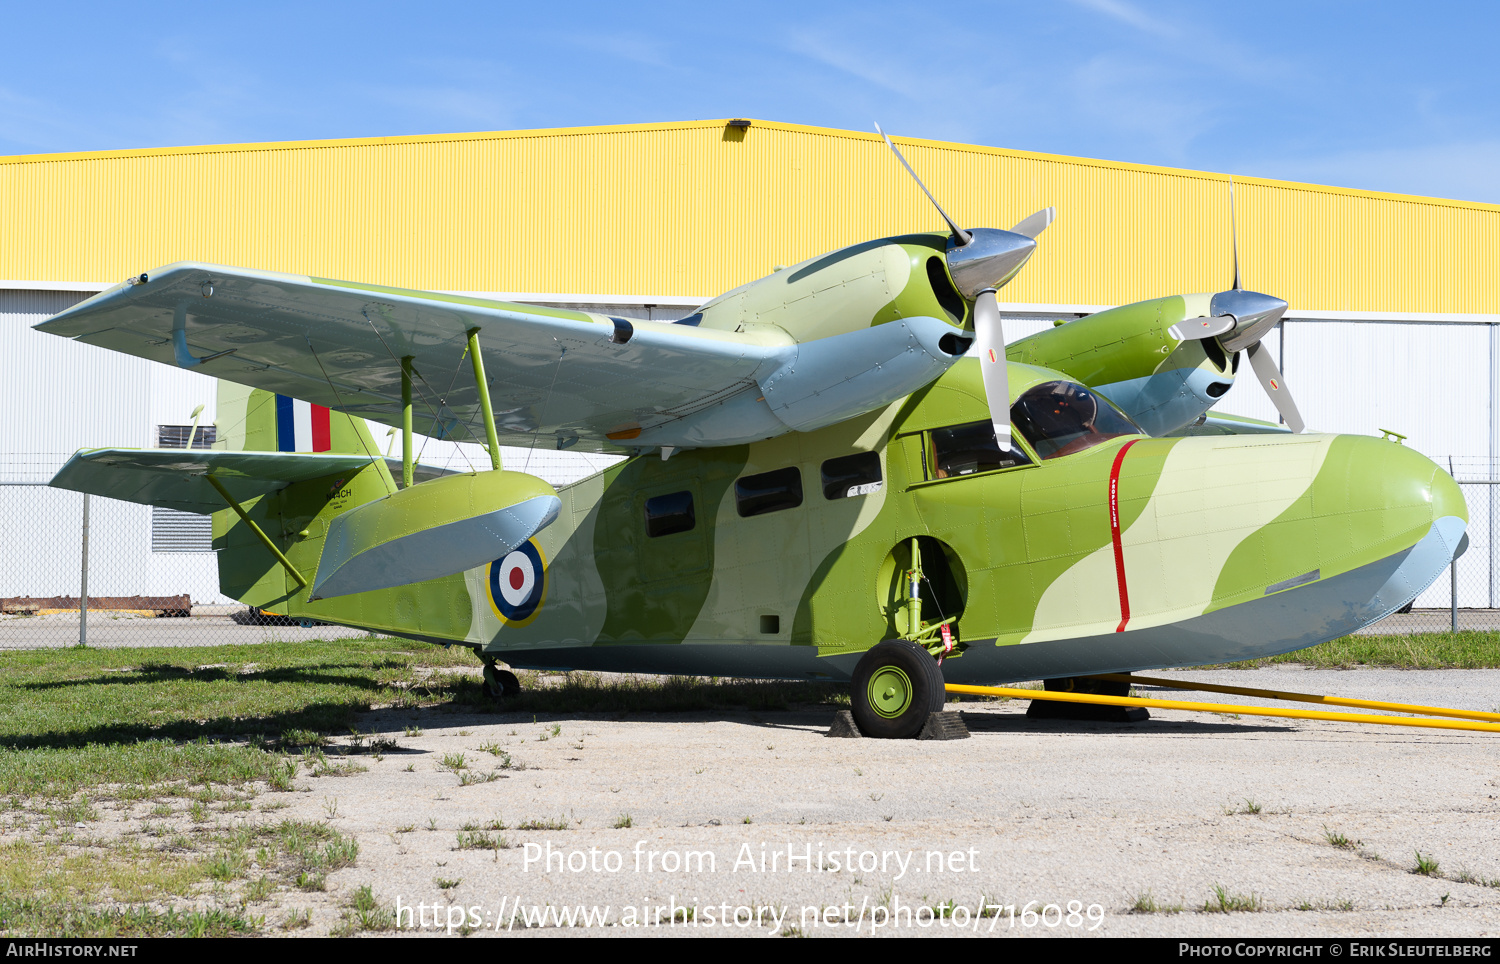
[1, 119, 1496, 609]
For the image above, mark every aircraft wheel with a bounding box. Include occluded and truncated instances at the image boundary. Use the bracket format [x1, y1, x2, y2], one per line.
[851, 639, 946, 739]
[483, 664, 521, 699]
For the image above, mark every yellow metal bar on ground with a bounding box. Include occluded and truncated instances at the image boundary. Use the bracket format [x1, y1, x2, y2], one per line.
[467, 328, 502, 472]
[1089, 673, 1500, 724]
[205, 475, 309, 591]
[943, 684, 1500, 734]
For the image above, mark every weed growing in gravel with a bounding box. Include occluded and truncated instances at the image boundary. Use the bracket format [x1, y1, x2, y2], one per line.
[1323, 827, 1358, 850]
[516, 816, 568, 831]
[613, 813, 633, 829]
[1455, 869, 1500, 888]
[459, 818, 507, 832]
[1129, 891, 1183, 914]
[1203, 885, 1264, 913]
[456, 831, 509, 851]
[1413, 851, 1441, 877]
[333, 885, 395, 935]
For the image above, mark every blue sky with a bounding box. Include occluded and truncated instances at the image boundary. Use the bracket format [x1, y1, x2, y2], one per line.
[4, 1, 1498, 202]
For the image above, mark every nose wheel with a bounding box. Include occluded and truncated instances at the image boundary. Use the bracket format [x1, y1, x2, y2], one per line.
[850, 639, 947, 738]
[483, 662, 520, 700]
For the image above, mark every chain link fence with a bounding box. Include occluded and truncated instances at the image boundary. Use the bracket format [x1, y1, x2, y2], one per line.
[1, 457, 1495, 650]
[0, 446, 623, 650]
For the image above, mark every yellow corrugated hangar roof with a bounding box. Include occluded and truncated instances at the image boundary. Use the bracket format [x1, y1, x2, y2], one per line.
[1, 118, 1495, 314]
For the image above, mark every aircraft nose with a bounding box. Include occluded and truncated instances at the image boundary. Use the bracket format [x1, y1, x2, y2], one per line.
[1146, 433, 1465, 630]
[1313, 434, 1467, 554]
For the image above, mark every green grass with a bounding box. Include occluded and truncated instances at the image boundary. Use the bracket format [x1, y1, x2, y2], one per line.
[0, 639, 423, 937]
[0, 898, 260, 937]
[1210, 631, 1500, 669]
[0, 639, 477, 750]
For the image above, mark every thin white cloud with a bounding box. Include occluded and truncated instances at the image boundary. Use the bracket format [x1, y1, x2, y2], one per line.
[1249, 140, 1500, 204]
[1066, 0, 1181, 38]
[781, 29, 930, 101]
[555, 31, 673, 68]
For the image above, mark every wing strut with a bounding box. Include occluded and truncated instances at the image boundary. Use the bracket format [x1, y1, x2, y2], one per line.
[401, 356, 415, 488]
[467, 328, 502, 471]
[205, 475, 309, 591]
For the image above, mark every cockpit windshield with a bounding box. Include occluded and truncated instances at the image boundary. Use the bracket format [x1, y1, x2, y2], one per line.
[1011, 381, 1139, 460]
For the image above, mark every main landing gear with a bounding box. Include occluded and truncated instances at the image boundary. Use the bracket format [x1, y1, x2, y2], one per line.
[850, 639, 949, 739]
[482, 661, 520, 700]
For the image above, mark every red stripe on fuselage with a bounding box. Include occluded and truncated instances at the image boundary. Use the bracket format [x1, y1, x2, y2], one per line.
[311, 405, 331, 452]
[1109, 439, 1139, 632]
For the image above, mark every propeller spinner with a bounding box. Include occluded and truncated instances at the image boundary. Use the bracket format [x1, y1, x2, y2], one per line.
[876, 124, 1055, 451]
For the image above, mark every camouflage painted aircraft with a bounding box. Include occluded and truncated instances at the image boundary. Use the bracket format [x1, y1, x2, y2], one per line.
[38, 132, 1467, 738]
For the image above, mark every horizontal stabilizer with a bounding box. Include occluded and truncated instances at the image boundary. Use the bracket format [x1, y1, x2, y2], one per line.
[49, 449, 384, 513]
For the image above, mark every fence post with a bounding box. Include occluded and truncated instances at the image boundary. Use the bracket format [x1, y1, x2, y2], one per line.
[1451, 557, 1458, 633]
[79, 493, 89, 648]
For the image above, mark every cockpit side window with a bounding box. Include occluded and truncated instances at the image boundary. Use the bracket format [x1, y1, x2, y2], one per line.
[1010, 381, 1139, 460]
[928, 421, 1034, 479]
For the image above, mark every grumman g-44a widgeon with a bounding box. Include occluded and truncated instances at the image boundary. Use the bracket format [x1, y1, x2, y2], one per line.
[38, 130, 1467, 738]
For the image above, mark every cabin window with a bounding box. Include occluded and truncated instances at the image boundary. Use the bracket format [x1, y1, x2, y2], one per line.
[734, 467, 803, 517]
[157, 424, 216, 449]
[644, 491, 695, 537]
[1010, 381, 1139, 460]
[821, 452, 883, 499]
[928, 421, 1034, 479]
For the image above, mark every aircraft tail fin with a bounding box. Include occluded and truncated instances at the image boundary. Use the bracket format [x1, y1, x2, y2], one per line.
[215, 382, 383, 456]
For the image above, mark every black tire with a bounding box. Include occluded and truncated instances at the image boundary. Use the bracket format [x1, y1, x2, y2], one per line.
[483, 664, 521, 699]
[850, 639, 946, 739]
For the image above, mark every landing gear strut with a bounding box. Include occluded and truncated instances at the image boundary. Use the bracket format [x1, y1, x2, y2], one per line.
[483, 661, 520, 700]
[850, 639, 948, 738]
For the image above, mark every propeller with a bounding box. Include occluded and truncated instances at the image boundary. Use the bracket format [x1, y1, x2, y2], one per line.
[876, 124, 1056, 452]
[1208, 182, 1304, 433]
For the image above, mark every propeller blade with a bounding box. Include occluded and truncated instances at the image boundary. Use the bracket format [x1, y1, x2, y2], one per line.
[875, 122, 971, 245]
[1229, 179, 1241, 291]
[1167, 315, 1236, 341]
[1246, 341, 1305, 434]
[1009, 207, 1056, 240]
[973, 289, 1012, 452]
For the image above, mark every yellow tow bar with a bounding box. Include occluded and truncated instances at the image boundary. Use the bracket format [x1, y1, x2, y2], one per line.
[944, 681, 1500, 734]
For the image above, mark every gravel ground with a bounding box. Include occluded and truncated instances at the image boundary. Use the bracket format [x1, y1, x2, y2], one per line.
[164, 664, 1500, 938]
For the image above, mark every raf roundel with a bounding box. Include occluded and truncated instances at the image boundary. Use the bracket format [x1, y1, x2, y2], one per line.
[488, 539, 547, 626]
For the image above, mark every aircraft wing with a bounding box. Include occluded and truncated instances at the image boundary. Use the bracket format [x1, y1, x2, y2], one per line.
[50, 449, 382, 513]
[33, 263, 811, 452]
[1166, 412, 1293, 437]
